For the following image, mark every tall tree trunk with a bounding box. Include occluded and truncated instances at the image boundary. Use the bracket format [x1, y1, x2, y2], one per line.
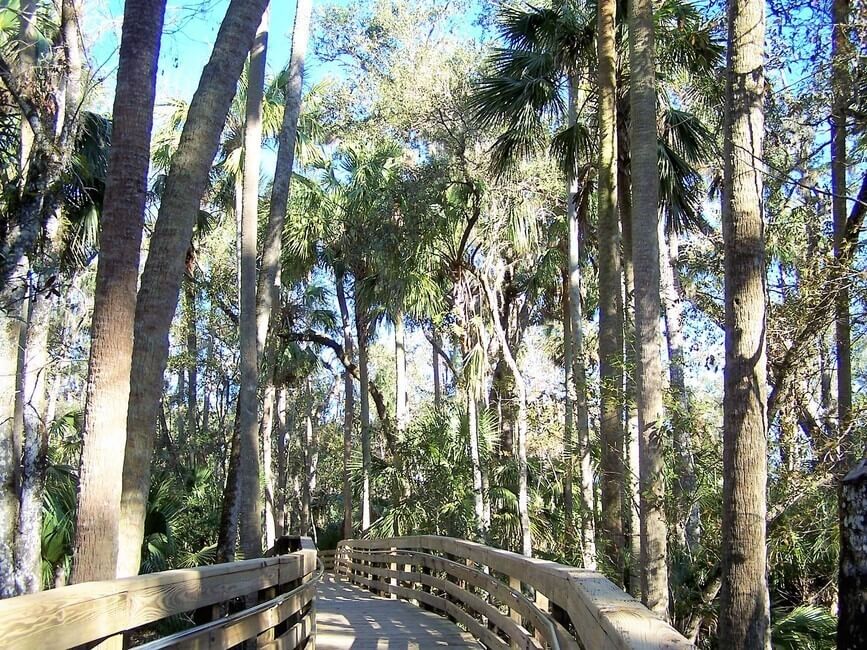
[567, 152, 597, 570]
[261, 373, 276, 549]
[238, 12, 269, 561]
[838, 460, 867, 649]
[72, 0, 166, 583]
[618, 136, 641, 597]
[596, 0, 625, 582]
[483, 274, 531, 557]
[832, 0, 851, 447]
[718, 0, 770, 641]
[357, 308, 372, 531]
[563, 273, 575, 549]
[256, 0, 312, 354]
[660, 227, 700, 550]
[468, 390, 487, 540]
[185, 278, 198, 448]
[432, 332, 442, 408]
[118, 0, 269, 577]
[216, 402, 242, 563]
[275, 386, 288, 538]
[395, 310, 407, 433]
[629, 0, 669, 612]
[14, 290, 51, 593]
[336, 272, 355, 539]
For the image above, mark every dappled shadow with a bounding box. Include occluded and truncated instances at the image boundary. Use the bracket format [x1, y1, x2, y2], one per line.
[315, 575, 481, 649]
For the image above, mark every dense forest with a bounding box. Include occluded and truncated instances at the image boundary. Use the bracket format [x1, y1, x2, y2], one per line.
[0, 0, 863, 647]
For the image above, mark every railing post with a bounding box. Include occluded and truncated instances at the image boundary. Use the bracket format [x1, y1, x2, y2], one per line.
[390, 546, 398, 599]
[534, 589, 549, 646]
[509, 575, 522, 649]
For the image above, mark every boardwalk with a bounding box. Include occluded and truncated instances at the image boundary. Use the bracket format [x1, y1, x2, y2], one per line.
[315, 574, 481, 649]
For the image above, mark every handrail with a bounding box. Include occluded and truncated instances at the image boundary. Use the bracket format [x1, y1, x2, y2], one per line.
[0, 535, 318, 650]
[332, 535, 694, 650]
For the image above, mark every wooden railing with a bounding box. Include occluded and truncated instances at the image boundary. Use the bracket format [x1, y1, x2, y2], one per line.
[318, 548, 337, 572]
[332, 536, 693, 650]
[0, 536, 320, 649]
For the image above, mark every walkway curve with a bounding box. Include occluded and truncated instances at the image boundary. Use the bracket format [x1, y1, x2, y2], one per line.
[316, 574, 481, 649]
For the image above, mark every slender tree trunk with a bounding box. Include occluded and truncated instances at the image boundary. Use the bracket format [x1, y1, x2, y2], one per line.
[629, 0, 669, 614]
[275, 386, 288, 538]
[300, 408, 312, 535]
[238, 12, 269, 561]
[256, 0, 312, 354]
[660, 227, 700, 549]
[483, 274, 531, 556]
[596, 0, 625, 582]
[832, 0, 851, 448]
[72, 0, 166, 583]
[357, 308, 372, 531]
[468, 390, 487, 540]
[619, 141, 641, 597]
[216, 403, 242, 563]
[14, 291, 50, 593]
[261, 375, 276, 549]
[185, 278, 197, 447]
[718, 0, 770, 641]
[118, 0, 269, 577]
[336, 273, 355, 539]
[432, 332, 442, 408]
[395, 310, 407, 433]
[563, 273, 575, 549]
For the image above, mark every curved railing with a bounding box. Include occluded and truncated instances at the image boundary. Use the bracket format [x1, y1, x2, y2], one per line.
[0, 536, 320, 650]
[332, 535, 693, 650]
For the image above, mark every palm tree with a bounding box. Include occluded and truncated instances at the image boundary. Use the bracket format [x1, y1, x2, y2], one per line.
[117, 0, 269, 579]
[718, 0, 771, 644]
[71, 0, 167, 585]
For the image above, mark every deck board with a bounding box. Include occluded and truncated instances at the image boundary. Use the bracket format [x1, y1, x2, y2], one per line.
[315, 574, 481, 649]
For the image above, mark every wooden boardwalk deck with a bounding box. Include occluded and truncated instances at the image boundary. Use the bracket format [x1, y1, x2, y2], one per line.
[315, 574, 481, 649]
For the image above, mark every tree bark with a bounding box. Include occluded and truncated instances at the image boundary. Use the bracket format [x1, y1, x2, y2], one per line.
[185, 278, 198, 447]
[660, 227, 700, 550]
[468, 390, 488, 540]
[72, 0, 166, 583]
[719, 0, 771, 641]
[238, 11, 269, 562]
[261, 374, 276, 549]
[395, 310, 407, 433]
[596, 0, 625, 582]
[629, 0, 669, 614]
[357, 308, 372, 531]
[483, 273, 531, 557]
[14, 290, 50, 593]
[117, 0, 269, 577]
[832, 0, 851, 451]
[275, 386, 288, 538]
[838, 459, 867, 649]
[336, 272, 355, 539]
[256, 0, 312, 355]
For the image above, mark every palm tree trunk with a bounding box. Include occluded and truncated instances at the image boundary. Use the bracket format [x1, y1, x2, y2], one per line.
[118, 0, 269, 577]
[72, 0, 166, 583]
[256, 0, 313, 354]
[238, 12, 269, 561]
[336, 272, 355, 539]
[596, 0, 625, 582]
[566, 141, 596, 569]
[357, 308, 372, 531]
[432, 332, 441, 408]
[832, 0, 851, 447]
[718, 0, 770, 641]
[261, 374, 276, 549]
[629, 0, 669, 613]
[216, 405, 242, 563]
[660, 226, 700, 550]
[618, 136, 641, 597]
[563, 273, 575, 549]
[275, 386, 288, 538]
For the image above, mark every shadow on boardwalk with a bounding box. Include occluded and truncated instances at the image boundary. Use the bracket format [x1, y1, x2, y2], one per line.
[315, 574, 482, 649]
